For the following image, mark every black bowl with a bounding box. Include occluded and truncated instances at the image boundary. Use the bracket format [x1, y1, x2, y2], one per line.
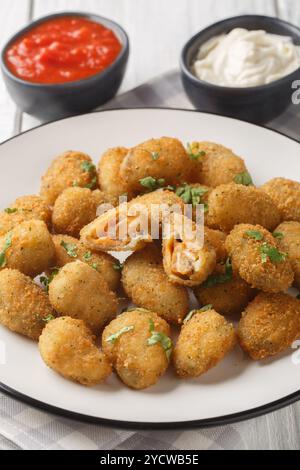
[0, 12, 129, 121]
[180, 15, 300, 124]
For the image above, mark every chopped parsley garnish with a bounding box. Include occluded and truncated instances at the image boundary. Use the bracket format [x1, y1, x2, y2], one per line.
[0, 232, 12, 267]
[176, 184, 208, 207]
[245, 230, 264, 241]
[4, 207, 18, 214]
[184, 304, 213, 323]
[234, 171, 253, 186]
[147, 318, 173, 360]
[42, 314, 55, 323]
[202, 258, 233, 288]
[106, 325, 134, 344]
[164, 185, 176, 191]
[139, 176, 165, 191]
[60, 240, 78, 258]
[273, 232, 284, 240]
[91, 263, 98, 270]
[81, 161, 96, 173]
[85, 176, 97, 190]
[150, 151, 160, 160]
[83, 251, 92, 261]
[259, 242, 287, 264]
[186, 143, 206, 161]
[39, 268, 59, 292]
[113, 262, 123, 271]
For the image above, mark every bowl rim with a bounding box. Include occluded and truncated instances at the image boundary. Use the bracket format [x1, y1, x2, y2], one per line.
[180, 14, 300, 93]
[0, 10, 129, 89]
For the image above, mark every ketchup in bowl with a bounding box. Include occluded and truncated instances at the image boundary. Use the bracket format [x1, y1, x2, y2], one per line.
[5, 16, 122, 84]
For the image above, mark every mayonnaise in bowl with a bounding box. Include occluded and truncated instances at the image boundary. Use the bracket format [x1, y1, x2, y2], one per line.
[193, 28, 300, 87]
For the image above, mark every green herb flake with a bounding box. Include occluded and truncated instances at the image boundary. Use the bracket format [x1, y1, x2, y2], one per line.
[150, 151, 160, 161]
[245, 230, 264, 241]
[0, 232, 12, 267]
[42, 314, 55, 323]
[186, 143, 206, 161]
[259, 242, 287, 264]
[4, 207, 18, 214]
[85, 176, 97, 190]
[139, 176, 165, 192]
[147, 318, 173, 360]
[39, 268, 59, 292]
[184, 304, 213, 323]
[202, 258, 233, 288]
[92, 263, 98, 270]
[106, 325, 134, 344]
[113, 262, 123, 271]
[234, 171, 253, 186]
[83, 251, 92, 261]
[81, 161, 96, 173]
[176, 184, 208, 207]
[60, 240, 78, 258]
[273, 232, 284, 240]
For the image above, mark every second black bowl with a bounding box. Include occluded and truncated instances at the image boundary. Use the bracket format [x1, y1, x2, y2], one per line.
[181, 15, 300, 124]
[1, 12, 129, 121]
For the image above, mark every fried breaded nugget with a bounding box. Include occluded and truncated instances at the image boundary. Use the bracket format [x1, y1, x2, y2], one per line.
[225, 224, 294, 293]
[0, 195, 52, 236]
[260, 178, 300, 222]
[206, 183, 281, 232]
[97, 147, 135, 200]
[39, 317, 112, 386]
[40, 151, 98, 206]
[189, 141, 249, 187]
[52, 234, 120, 291]
[102, 308, 171, 389]
[52, 187, 97, 237]
[275, 221, 300, 290]
[0, 220, 55, 277]
[204, 227, 227, 262]
[238, 292, 300, 360]
[92, 189, 118, 209]
[162, 213, 216, 287]
[173, 308, 236, 378]
[194, 263, 256, 316]
[0, 269, 56, 340]
[49, 261, 118, 333]
[80, 189, 184, 252]
[122, 245, 189, 325]
[120, 137, 194, 191]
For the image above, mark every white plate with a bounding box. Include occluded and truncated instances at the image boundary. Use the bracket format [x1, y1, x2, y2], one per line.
[0, 108, 300, 428]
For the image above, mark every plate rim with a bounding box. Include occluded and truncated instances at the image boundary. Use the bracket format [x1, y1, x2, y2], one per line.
[0, 106, 299, 429]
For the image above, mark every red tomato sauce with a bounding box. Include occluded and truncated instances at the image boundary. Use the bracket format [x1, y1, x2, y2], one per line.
[5, 16, 122, 84]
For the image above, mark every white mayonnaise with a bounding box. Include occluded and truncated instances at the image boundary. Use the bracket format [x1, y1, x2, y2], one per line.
[193, 28, 300, 87]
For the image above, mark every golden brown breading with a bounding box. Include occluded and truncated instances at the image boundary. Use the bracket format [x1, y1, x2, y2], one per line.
[92, 189, 119, 209]
[206, 182, 281, 232]
[52, 234, 120, 292]
[0, 269, 56, 340]
[80, 189, 184, 252]
[237, 292, 300, 360]
[0, 195, 52, 236]
[173, 308, 236, 378]
[0, 219, 55, 277]
[204, 227, 227, 262]
[122, 244, 189, 325]
[40, 151, 98, 205]
[189, 141, 248, 187]
[260, 178, 300, 222]
[48, 261, 118, 333]
[275, 221, 300, 289]
[102, 308, 171, 390]
[225, 223, 294, 293]
[97, 147, 135, 200]
[52, 187, 97, 237]
[119, 137, 194, 191]
[194, 263, 256, 316]
[39, 317, 112, 386]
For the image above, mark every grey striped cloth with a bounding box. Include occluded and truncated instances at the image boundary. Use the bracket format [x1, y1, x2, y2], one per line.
[0, 71, 299, 450]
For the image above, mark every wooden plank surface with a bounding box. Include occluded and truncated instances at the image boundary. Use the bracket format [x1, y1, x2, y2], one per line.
[0, 0, 300, 450]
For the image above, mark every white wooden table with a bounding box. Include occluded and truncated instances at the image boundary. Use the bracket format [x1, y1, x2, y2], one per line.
[0, 0, 299, 450]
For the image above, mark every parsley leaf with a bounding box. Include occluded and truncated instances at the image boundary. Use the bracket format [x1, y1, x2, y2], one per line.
[273, 232, 284, 240]
[186, 143, 206, 161]
[202, 258, 233, 288]
[259, 242, 287, 264]
[60, 240, 78, 258]
[83, 251, 92, 261]
[150, 151, 160, 160]
[139, 176, 165, 191]
[4, 208, 18, 214]
[245, 230, 264, 241]
[184, 304, 213, 323]
[42, 314, 55, 323]
[147, 319, 173, 360]
[39, 268, 59, 292]
[106, 325, 134, 344]
[85, 176, 97, 189]
[81, 161, 96, 173]
[234, 172, 253, 186]
[91, 263, 98, 270]
[176, 184, 208, 207]
[0, 232, 12, 267]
